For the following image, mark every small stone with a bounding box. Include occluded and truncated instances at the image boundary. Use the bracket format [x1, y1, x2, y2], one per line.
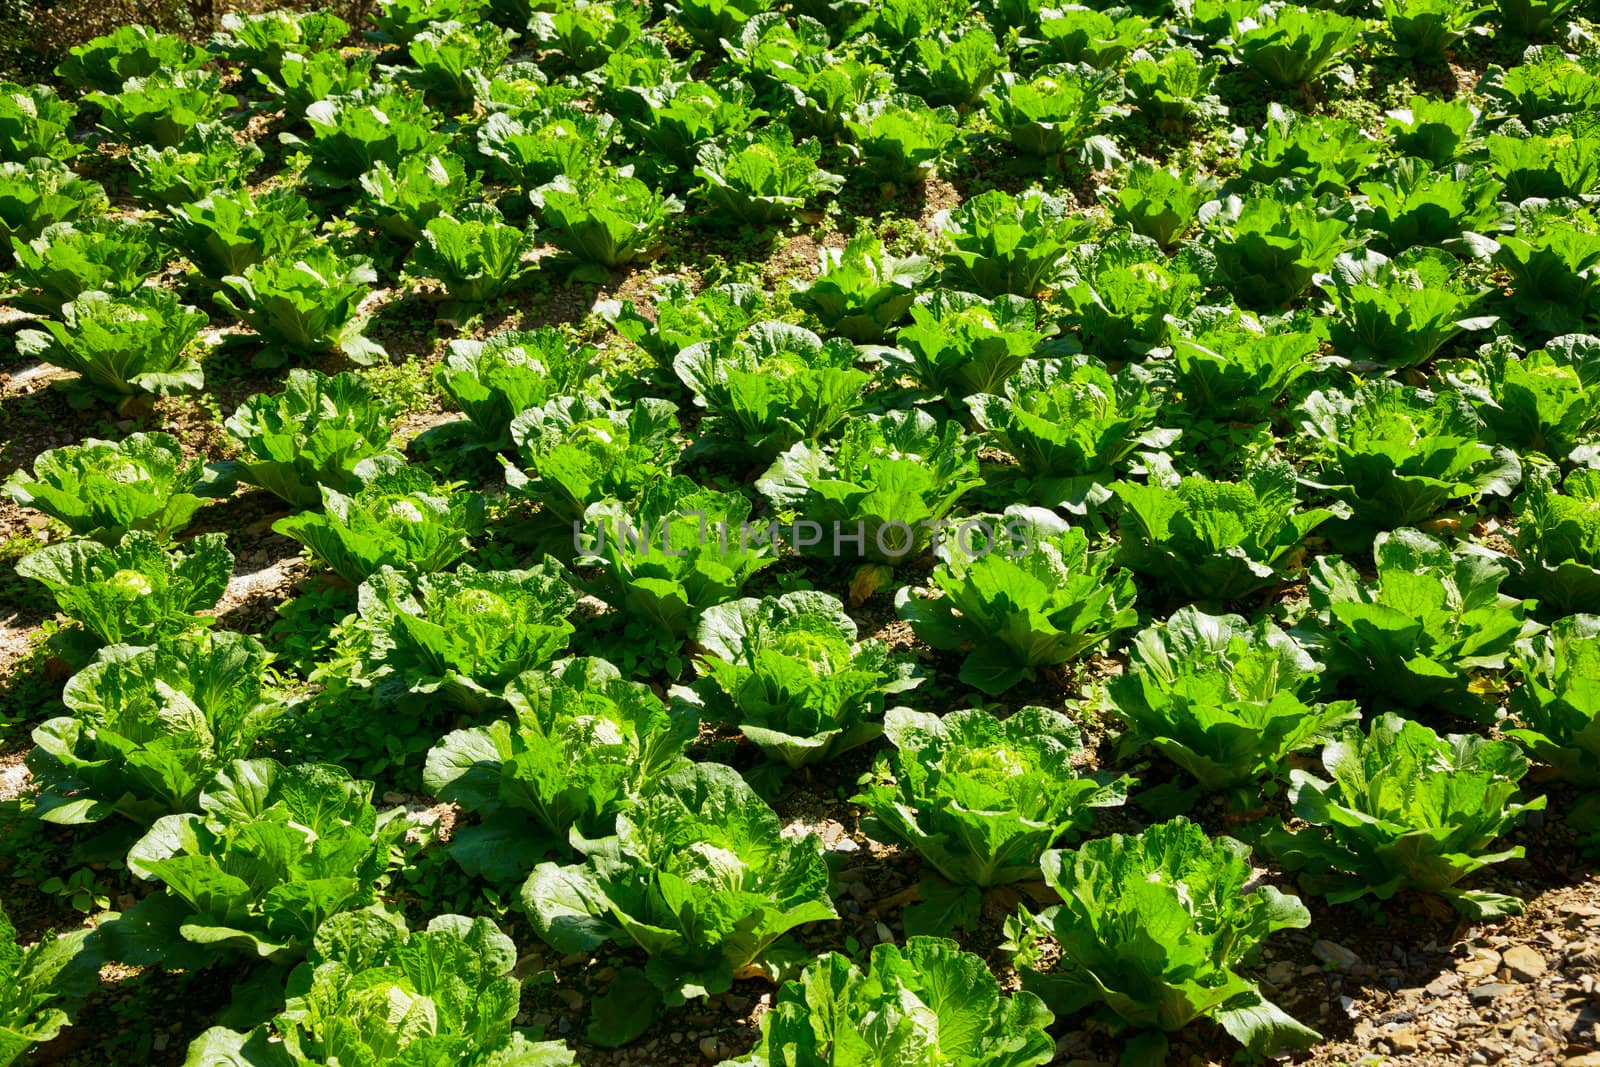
[1503, 945, 1547, 982]
[1562, 1053, 1600, 1066]
[1314, 939, 1361, 971]
[831, 837, 860, 853]
[382, 791, 406, 804]
[1388, 1028, 1420, 1052]
[1458, 948, 1502, 979]
[1471, 982, 1516, 1002]
[723, 995, 752, 1014]
[699, 1037, 721, 1061]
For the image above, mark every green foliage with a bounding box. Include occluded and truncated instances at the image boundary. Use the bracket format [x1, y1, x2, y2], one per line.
[1011, 818, 1317, 1061]
[1231, 5, 1362, 90]
[3, 433, 206, 545]
[1054, 232, 1204, 360]
[369, 0, 488, 45]
[758, 410, 983, 562]
[1264, 714, 1546, 917]
[56, 25, 203, 93]
[968, 356, 1165, 510]
[693, 127, 843, 226]
[128, 122, 265, 208]
[1384, 96, 1481, 165]
[407, 203, 536, 306]
[1449, 334, 1600, 461]
[8, 218, 163, 314]
[216, 245, 385, 366]
[532, 171, 683, 277]
[726, 936, 1056, 1067]
[224, 369, 400, 510]
[356, 561, 578, 714]
[1237, 105, 1381, 194]
[356, 152, 478, 244]
[83, 69, 230, 149]
[1309, 527, 1542, 716]
[1318, 248, 1495, 368]
[165, 186, 318, 281]
[1103, 160, 1216, 248]
[475, 107, 616, 190]
[273, 460, 485, 584]
[288, 86, 449, 189]
[15, 531, 231, 649]
[1202, 187, 1351, 309]
[578, 478, 774, 642]
[845, 97, 961, 183]
[906, 26, 1008, 109]
[0, 82, 79, 164]
[891, 289, 1048, 399]
[1493, 203, 1600, 337]
[185, 912, 573, 1067]
[1382, 0, 1487, 59]
[16, 288, 207, 403]
[1107, 607, 1359, 790]
[404, 21, 515, 108]
[504, 389, 670, 514]
[674, 321, 869, 458]
[0, 159, 106, 245]
[30, 631, 285, 826]
[213, 9, 351, 78]
[936, 188, 1089, 298]
[534, 0, 648, 71]
[436, 328, 602, 452]
[0, 901, 98, 1066]
[897, 508, 1138, 694]
[1123, 46, 1223, 126]
[1298, 380, 1520, 532]
[522, 762, 835, 1017]
[425, 656, 695, 880]
[692, 591, 920, 768]
[1508, 614, 1600, 786]
[1040, 5, 1161, 67]
[986, 66, 1117, 160]
[1166, 313, 1322, 424]
[112, 759, 403, 968]
[1113, 463, 1346, 602]
[1510, 466, 1600, 615]
[1356, 158, 1503, 254]
[790, 231, 933, 342]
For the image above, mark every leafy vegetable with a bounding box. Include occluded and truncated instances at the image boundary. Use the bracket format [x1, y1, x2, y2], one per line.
[0, 902, 98, 1066]
[30, 631, 285, 826]
[56, 25, 203, 93]
[889, 289, 1048, 400]
[1308, 527, 1542, 716]
[113, 759, 404, 967]
[84, 69, 231, 149]
[986, 66, 1117, 160]
[969, 356, 1165, 510]
[213, 9, 350, 77]
[3, 433, 207, 544]
[522, 762, 835, 1024]
[532, 171, 683, 279]
[1165, 314, 1322, 424]
[936, 187, 1088, 298]
[693, 126, 843, 226]
[15, 531, 231, 649]
[355, 152, 478, 244]
[506, 396, 681, 524]
[1010, 818, 1318, 1062]
[578, 478, 774, 642]
[1448, 334, 1600, 461]
[1508, 614, 1600, 786]
[1106, 606, 1359, 791]
[424, 656, 696, 880]
[0, 159, 106, 245]
[165, 186, 318, 281]
[692, 590, 919, 768]
[273, 459, 485, 584]
[407, 203, 536, 307]
[436, 327, 602, 452]
[897, 507, 1138, 694]
[1297, 380, 1520, 532]
[127, 122, 264, 208]
[1102, 159, 1216, 248]
[185, 912, 574, 1067]
[757, 409, 984, 563]
[1510, 466, 1600, 616]
[845, 97, 961, 184]
[217, 245, 386, 366]
[1201, 187, 1351, 309]
[726, 936, 1056, 1067]
[1317, 247, 1495, 368]
[16, 288, 207, 404]
[1113, 463, 1346, 602]
[1232, 5, 1362, 90]
[287, 86, 449, 189]
[790, 231, 933, 342]
[1263, 714, 1546, 917]
[8, 218, 163, 314]
[0, 82, 79, 164]
[1054, 232, 1203, 360]
[224, 369, 400, 510]
[674, 321, 869, 458]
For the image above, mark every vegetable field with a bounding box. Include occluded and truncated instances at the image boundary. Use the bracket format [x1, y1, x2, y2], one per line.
[4, 0, 1600, 1064]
